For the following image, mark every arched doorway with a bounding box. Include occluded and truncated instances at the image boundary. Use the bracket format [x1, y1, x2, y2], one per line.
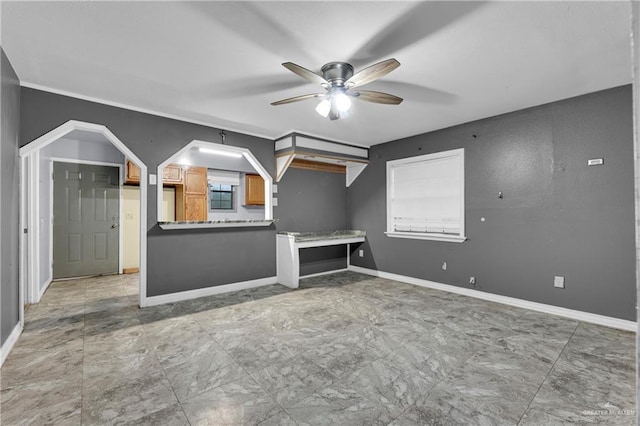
[19, 120, 148, 323]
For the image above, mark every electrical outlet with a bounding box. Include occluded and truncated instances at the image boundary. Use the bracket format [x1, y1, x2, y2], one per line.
[469, 276, 475, 285]
[442, 262, 447, 271]
[554, 276, 565, 289]
[358, 249, 364, 258]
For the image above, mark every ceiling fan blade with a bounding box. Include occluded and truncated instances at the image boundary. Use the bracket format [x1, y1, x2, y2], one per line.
[345, 58, 400, 88]
[352, 90, 403, 105]
[282, 62, 330, 87]
[271, 93, 324, 106]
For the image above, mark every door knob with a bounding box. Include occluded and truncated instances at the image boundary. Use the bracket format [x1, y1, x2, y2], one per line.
[111, 223, 118, 228]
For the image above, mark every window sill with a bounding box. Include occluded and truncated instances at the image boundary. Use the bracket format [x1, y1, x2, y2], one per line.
[385, 231, 467, 243]
[159, 220, 276, 230]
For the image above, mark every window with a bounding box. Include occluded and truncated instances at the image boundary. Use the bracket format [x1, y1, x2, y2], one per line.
[209, 183, 234, 210]
[386, 148, 466, 242]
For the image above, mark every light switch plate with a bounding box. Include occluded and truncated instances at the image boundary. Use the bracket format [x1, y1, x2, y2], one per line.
[554, 276, 565, 288]
[149, 174, 157, 185]
[272, 197, 278, 207]
[272, 184, 278, 194]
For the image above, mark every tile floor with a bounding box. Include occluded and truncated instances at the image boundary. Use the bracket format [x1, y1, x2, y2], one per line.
[0, 271, 635, 425]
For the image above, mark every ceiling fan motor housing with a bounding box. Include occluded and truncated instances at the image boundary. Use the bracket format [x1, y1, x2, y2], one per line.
[321, 62, 354, 87]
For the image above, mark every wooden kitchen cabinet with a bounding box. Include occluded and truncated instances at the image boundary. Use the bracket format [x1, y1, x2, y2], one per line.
[125, 161, 183, 185]
[162, 164, 182, 184]
[245, 174, 265, 206]
[175, 166, 208, 221]
[125, 160, 141, 184]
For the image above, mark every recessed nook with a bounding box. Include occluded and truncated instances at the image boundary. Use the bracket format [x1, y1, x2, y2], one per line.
[156, 140, 274, 230]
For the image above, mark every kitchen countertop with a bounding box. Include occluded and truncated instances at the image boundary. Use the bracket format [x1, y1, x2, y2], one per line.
[159, 219, 277, 230]
[277, 230, 366, 242]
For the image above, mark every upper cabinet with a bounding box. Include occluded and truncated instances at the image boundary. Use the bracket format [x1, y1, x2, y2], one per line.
[125, 160, 184, 186]
[244, 174, 265, 205]
[125, 160, 141, 184]
[162, 164, 182, 184]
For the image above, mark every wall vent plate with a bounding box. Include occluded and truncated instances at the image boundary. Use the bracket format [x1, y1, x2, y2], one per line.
[587, 158, 604, 166]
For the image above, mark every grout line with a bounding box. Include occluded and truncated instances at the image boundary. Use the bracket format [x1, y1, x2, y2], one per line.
[189, 314, 300, 424]
[516, 321, 580, 425]
[132, 290, 193, 425]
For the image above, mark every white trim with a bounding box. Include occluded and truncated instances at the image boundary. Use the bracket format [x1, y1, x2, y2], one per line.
[346, 163, 367, 187]
[385, 231, 467, 243]
[275, 136, 293, 152]
[301, 268, 349, 279]
[28, 152, 40, 304]
[348, 265, 637, 332]
[19, 120, 149, 309]
[48, 161, 54, 289]
[19, 156, 26, 327]
[38, 278, 53, 301]
[19, 82, 276, 142]
[157, 140, 273, 222]
[296, 136, 368, 159]
[296, 237, 365, 249]
[49, 158, 124, 280]
[49, 157, 123, 168]
[274, 129, 369, 149]
[145, 276, 278, 306]
[275, 153, 295, 183]
[0, 323, 23, 367]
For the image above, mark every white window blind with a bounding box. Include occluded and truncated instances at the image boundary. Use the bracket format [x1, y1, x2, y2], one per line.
[207, 169, 240, 186]
[386, 148, 465, 242]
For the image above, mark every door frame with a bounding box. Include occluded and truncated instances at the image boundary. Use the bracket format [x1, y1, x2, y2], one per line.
[19, 120, 149, 312]
[49, 158, 124, 281]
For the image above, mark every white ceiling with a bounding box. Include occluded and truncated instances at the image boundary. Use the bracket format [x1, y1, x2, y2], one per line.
[1, 1, 632, 147]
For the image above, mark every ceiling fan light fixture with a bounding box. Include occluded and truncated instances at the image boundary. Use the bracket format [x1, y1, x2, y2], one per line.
[334, 92, 351, 113]
[315, 99, 331, 117]
[273, 59, 402, 120]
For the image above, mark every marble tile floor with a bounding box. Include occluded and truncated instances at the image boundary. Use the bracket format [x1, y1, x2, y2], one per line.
[0, 271, 635, 425]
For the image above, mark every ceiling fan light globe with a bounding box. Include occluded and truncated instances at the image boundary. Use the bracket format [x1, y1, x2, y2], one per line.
[334, 93, 351, 113]
[315, 99, 331, 117]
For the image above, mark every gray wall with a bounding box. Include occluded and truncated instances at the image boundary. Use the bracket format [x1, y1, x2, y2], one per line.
[20, 88, 345, 296]
[1, 48, 21, 345]
[276, 167, 348, 276]
[348, 85, 636, 321]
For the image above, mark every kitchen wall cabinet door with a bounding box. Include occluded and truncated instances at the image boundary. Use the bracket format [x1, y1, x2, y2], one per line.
[184, 194, 208, 220]
[162, 164, 182, 184]
[175, 166, 208, 221]
[125, 160, 141, 184]
[245, 174, 265, 205]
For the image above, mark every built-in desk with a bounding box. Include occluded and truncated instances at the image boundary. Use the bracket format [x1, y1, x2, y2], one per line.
[276, 230, 366, 288]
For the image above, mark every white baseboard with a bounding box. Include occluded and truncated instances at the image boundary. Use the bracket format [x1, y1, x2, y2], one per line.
[144, 276, 279, 307]
[37, 278, 52, 303]
[0, 322, 23, 367]
[348, 265, 637, 332]
[301, 268, 349, 280]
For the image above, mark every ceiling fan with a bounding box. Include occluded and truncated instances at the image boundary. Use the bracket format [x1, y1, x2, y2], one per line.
[271, 58, 403, 120]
